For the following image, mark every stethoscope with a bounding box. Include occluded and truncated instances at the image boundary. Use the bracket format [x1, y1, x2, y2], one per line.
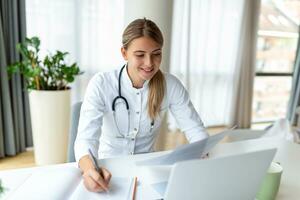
[112, 64, 154, 139]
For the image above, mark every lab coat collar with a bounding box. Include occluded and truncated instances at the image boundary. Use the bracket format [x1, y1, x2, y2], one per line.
[122, 64, 149, 92]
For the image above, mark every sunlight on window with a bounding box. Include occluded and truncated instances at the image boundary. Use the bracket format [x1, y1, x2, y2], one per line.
[252, 0, 300, 122]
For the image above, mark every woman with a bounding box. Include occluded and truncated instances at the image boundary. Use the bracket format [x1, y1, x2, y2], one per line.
[74, 18, 208, 192]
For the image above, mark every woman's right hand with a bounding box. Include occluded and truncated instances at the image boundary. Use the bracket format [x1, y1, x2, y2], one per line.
[82, 167, 112, 192]
[79, 155, 112, 192]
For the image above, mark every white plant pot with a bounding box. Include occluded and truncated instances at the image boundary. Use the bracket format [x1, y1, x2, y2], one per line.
[29, 90, 71, 165]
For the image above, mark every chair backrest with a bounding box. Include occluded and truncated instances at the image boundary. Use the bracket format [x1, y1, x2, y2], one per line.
[67, 101, 82, 162]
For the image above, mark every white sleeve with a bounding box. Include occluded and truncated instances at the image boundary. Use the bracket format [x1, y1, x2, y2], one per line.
[167, 75, 209, 142]
[74, 74, 106, 162]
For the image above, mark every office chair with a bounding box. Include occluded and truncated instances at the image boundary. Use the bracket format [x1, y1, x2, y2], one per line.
[296, 106, 300, 128]
[67, 101, 82, 162]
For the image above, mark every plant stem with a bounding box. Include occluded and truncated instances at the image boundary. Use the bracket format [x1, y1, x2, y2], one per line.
[31, 61, 40, 90]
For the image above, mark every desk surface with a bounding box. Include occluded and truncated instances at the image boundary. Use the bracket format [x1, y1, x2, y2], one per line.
[0, 138, 299, 200]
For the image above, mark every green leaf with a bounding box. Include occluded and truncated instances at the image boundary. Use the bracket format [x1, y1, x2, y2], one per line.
[6, 36, 83, 90]
[31, 37, 40, 49]
[7, 63, 20, 76]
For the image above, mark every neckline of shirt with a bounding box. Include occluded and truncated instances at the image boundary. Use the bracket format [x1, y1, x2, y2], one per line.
[121, 65, 149, 92]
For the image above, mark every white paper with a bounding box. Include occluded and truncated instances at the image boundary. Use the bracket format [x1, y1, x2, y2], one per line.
[135, 128, 231, 166]
[69, 177, 134, 200]
[8, 166, 81, 200]
[202, 129, 230, 154]
[7, 166, 135, 200]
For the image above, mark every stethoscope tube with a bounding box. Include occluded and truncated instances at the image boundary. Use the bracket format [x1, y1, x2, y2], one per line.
[112, 64, 154, 139]
[112, 65, 129, 111]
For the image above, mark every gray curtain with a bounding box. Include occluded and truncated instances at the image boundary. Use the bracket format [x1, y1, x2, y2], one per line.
[229, 0, 261, 128]
[0, 0, 32, 158]
[287, 28, 300, 125]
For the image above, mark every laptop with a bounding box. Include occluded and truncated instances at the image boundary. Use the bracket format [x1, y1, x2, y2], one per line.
[159, 148, 276, 200]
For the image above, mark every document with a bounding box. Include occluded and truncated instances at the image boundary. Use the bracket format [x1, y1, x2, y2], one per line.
[69, 177, 135, 200]
[7, 166, 136, 200]
[135, 128, 231, 166]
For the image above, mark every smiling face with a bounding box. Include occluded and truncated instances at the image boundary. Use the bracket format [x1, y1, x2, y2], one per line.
[121, 36, 162, 88]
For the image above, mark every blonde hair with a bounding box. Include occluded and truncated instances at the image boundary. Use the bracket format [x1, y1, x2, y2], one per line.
[122, 18, 165, 120]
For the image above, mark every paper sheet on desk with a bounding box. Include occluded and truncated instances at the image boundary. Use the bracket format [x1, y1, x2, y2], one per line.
[135, 129, 231, 166]
[7, 166, 135, 200]
[7, 167, 82, 200]
[69, 177, 134, 200]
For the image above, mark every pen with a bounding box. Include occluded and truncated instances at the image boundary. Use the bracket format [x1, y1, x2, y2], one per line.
[88, 149, 100, 171]
[88, 149, 105, 183]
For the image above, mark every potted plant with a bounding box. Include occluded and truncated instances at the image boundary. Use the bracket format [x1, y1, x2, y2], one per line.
[8, 37, 82, 165]
[0, 180, 4, 197]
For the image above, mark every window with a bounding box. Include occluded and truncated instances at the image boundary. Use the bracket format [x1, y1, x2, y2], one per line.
[252, 0, 300, 123]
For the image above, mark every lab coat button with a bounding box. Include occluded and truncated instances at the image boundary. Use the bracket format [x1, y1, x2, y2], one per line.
[136, 111, 140, 114]
[134, 128, 137, 131]
[131, 138, 135, 141]
[136, 92, 140, 95]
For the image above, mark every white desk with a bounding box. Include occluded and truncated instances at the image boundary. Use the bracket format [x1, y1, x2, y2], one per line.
[0, 152, 168, 200]
[0, 138, 299, 200]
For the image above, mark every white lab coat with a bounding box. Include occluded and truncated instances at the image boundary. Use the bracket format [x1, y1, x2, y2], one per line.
[74, 66, 208, 161]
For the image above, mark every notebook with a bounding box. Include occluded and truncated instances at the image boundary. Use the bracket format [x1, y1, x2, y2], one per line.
[7, 166, 136, 200]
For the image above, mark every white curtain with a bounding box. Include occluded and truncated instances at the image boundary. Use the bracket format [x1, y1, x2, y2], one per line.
[170, 0, 258, 127]
[26, 0, 261, 128]
[25, 0, 125, 103]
